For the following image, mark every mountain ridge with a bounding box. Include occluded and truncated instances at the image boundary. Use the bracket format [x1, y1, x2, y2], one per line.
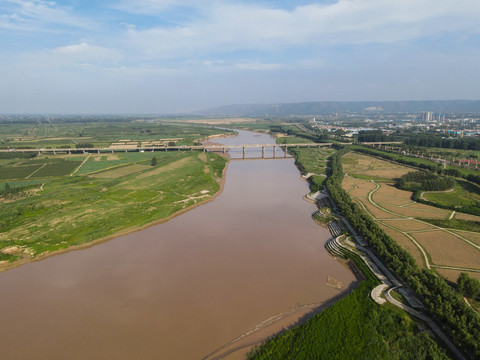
[197, 100, 480, 116]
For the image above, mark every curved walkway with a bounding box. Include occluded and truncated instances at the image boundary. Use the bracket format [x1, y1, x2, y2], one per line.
[365, 180, 480, 268]
[329, 234, 466, 360]
[419, 187, 455, 201]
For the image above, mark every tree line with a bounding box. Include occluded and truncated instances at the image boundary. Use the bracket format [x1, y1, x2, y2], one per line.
[397, 171, 455, 192]
[357, 130, 389, 143]
[405, 135, 480, 150]
[326, 146, 480, 359]
[457, 273, 480, 301]
[354, 145, 480, 216]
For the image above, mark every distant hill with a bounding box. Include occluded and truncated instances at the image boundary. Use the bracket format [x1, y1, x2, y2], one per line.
[197, 100, 480, 117]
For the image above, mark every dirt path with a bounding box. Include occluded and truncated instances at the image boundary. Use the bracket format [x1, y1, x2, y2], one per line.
[419, 187, 454, 201]
[25, 163, 46, 179]
[332, 235, 466, 360]
[71, 153, 91, 176]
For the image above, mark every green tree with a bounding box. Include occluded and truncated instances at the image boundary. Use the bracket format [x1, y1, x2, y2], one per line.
[151, 156, 157, 166]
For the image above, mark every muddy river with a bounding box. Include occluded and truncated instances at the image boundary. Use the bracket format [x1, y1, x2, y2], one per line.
[0, 130, 356, 359]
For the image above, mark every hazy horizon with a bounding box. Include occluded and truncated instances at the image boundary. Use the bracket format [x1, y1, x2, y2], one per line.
[1, 0, 480, 114]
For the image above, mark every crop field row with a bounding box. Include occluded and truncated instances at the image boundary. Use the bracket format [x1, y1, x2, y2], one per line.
[411, 230, 480, 269]
[0, 158, 82, 180]
[342, 151, 480, 281]
[0, 121, 232, 150]
[342, 152, 412, 179]
[76, 152, 181, 175]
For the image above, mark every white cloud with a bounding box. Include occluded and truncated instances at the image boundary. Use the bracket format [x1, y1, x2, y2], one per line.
[120, 0, 480, 58]
[53, 42, 119, 60]
[235, 61, 285, 71]
[1, 0, 96, 31]
[113, 0, 214, 14]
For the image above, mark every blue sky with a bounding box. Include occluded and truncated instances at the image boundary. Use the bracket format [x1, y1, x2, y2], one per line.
[1, 0, 479, 113]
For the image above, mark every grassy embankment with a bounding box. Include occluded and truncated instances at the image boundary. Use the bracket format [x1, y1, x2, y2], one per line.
[248, 146, 450, 360]
[0, 120, 230, 267]
[283, 143, 334, 193]
[0, 151, 227, 267]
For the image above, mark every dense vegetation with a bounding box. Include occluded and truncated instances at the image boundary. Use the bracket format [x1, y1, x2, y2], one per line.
[397, 171, 455, 192]
[357, 130, 390, 143]
[287, 147, 333, 192]
[326, 147, 480, 359]
[351, 145, 441, 172]
[421, 218, 480, 233]
[352, 145, 480, 216]
[248, 252, 449, 360]
[405, 135, 480, 150]
[270, 125, 330, 143]
[457, 273, 480, 301]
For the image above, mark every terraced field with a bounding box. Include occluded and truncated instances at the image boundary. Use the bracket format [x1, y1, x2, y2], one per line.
[342, 151, 480, 282]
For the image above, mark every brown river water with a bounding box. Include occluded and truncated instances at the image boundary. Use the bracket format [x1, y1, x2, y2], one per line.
[0, 130, 356, 360]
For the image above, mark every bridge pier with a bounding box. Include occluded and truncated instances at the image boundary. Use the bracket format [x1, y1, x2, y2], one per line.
[223, 147, 226, 154]
[97, 149, 100, 154]
[203, 147, 206, 152]
[273, 146, 277, 158]
[284, 146, 288, 158]
[83, 150, 86, 154]
[262, 146, 265, 158]
[242, 146, 246, 159]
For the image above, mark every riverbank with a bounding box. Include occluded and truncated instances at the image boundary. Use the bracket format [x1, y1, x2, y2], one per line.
[246, 145, 452, 359]
[0, 151, 229, 272]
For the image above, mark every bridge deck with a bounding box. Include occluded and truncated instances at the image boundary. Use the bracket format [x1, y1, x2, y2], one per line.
[0, 143, 333, 153]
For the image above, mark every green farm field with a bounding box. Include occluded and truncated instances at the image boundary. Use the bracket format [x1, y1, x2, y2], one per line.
[0, 120, 232, 149]
[423, 179, 480, 209]
[276, 135, 315, 144]
[0, 119, 232, 267]
[0, 157, 83, 180]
